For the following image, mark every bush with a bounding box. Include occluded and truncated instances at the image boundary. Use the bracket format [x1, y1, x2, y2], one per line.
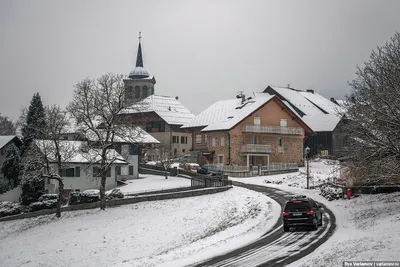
[106, 188, 124, 200]
[69, 189, 101, 205]
[38, 194, 58, 202]
[0, 201, 22, 217]
[20, 176, 45, 205]
[68, 190, 81, 205]
[29, 199, 57, 212]
[320, 184, 343, 201]
[81, 189, 100, 203]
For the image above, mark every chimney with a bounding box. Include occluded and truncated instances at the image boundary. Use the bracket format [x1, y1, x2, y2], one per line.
[307, 89, 314, 94]
[287, 84, 290, 89]
[330, 97, 337, 104]
[241, 94, 246, 103]
[175, 96, 179, 100]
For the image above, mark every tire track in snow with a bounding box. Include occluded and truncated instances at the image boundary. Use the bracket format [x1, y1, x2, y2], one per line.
[192, 183, 336, 267]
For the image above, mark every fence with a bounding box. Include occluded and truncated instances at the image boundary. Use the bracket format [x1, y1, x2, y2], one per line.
[139, 164, 232, 188]
[220, 163, 299, 177]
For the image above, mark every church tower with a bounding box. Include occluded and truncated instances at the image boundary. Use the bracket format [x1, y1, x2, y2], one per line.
[124, 32, 156, 105]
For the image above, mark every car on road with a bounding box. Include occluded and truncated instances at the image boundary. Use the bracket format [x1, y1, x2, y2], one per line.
[282, 195, 323, 232]
[197, 165, 222, 176]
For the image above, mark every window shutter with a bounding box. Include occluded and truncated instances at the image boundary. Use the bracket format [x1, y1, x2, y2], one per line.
[75, 167, 80, 177]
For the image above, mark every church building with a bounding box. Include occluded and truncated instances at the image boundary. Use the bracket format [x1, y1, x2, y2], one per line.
[120, 33, 195, 161]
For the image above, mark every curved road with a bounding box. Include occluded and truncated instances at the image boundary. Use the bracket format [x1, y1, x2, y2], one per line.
[191, 182, 336, 267]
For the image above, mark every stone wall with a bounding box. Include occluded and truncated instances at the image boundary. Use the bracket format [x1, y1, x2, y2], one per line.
[0, 186, 232, 222]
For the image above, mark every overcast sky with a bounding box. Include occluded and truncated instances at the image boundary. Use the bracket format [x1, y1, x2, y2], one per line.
[1, 0, 400, 119]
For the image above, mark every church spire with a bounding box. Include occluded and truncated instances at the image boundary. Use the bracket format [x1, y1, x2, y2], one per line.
[136, 32, 143, 67]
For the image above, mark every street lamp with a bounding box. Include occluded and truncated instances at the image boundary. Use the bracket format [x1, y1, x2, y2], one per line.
[305, 146, 310, 189]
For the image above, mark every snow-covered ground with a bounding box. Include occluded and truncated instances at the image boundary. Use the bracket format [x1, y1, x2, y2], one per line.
[231, 159, 400, 266]
[0, 187, 280, 267]
[110, 174, 191, 194]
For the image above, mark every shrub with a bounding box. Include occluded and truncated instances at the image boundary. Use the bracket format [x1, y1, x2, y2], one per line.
[38, 194, 58, 202]
[68, 190, 81, 205]
[0, 201, 22, 217]
[29, 199, 57, 212]
[106, 188, 124, 200]
[81, 190, 100, 203]
[20, 175, 45, 205]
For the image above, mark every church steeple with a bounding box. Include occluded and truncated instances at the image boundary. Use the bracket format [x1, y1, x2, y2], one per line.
[125, 32, 156, 104]
[136, 32, 143, 67]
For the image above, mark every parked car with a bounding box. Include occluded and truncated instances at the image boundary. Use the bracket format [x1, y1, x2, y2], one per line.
[185, 163, 200, 173]
[197, 165, 222, 176]
[282, 195, 323, 232]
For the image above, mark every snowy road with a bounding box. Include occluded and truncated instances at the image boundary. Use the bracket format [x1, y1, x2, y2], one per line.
[191, 182, 336, 267]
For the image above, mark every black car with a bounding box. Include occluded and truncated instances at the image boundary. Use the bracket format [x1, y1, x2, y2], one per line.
[197, 165, 222, 176]
[282, 195, 323, 232]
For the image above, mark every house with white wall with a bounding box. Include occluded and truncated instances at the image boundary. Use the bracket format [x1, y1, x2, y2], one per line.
[33, 140, 129, 194]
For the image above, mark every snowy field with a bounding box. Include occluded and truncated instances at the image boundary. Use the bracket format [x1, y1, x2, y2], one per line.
[0, 187, 280, 267]
[231, 159, 400, 266]
[110, 174, 192, 194]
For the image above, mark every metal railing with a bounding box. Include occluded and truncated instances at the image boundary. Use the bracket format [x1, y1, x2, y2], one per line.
[261, 163, 298, 171]
[223, 165, 250, 172]
[243, 125, 303, 135]
[241, 144, 272, 153]
[139, 164, 232, 188]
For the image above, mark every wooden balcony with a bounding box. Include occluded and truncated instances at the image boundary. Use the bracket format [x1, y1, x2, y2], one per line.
[242, 125, 303, 135]
[241, 144, 272, 154]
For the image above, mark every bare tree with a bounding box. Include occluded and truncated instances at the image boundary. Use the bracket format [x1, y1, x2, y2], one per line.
[0, 113, 16, 135]
[67, 73, 144, 210]
[342, 32, 400, 185]
[153, 145, 176, 179]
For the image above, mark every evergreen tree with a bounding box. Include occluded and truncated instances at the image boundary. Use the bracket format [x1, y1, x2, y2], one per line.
[1, 145, 21, 188]
[21, 93, 46, 154]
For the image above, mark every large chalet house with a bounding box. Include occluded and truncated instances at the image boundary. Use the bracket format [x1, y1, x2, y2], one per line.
[263, 86, 347, 157]
[119, 35, 195, 160]
[181, 93, 314, 166]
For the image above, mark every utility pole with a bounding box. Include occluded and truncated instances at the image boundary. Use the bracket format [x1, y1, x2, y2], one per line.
[305, 146, 310, 189]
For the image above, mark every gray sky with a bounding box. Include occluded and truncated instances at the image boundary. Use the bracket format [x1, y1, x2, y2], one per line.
[1, 0, 400, 119]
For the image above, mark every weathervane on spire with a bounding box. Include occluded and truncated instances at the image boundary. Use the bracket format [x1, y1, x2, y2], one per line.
[139, 31, 142, 42]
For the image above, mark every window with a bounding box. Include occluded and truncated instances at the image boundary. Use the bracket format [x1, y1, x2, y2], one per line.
[61, 168, 75, 177]
[252, 136, 257, 144]
[93, 167, 111, 177]
[196, 134, 202, 144]
[218, 155, 224, 164]
[181, 136, 188, 144]
[278, 137, 284, 153]
[220, 136, 225, 147]
[212, 137, 216, 147]
[182, 149, 185, 153]
[115, 166, 121, 176]
[142, 86, 148, 98]
[173, 136, 179, 144]
[280, 119, 287, 127]
[134, 86, 140, 99]
[75, 167, 80, 177]
[129, 144, 138, 155]
[129, 166, 134, 175]
[174, 148, 177, 157]
[254, 117, 261, 126]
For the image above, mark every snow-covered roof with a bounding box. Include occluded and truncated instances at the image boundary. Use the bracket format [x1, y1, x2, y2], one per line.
[0, 135, 21, 150]
[34, 140, 128, 165]
[200, 94, 275, 132]
[121, 95, 195, 126]
[302, 114, 342, 132]
[181, 99, 239, 128]
[266, 87, 326, 116]
[299, 91, 343, 115]
[84, 126, 160, 144]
